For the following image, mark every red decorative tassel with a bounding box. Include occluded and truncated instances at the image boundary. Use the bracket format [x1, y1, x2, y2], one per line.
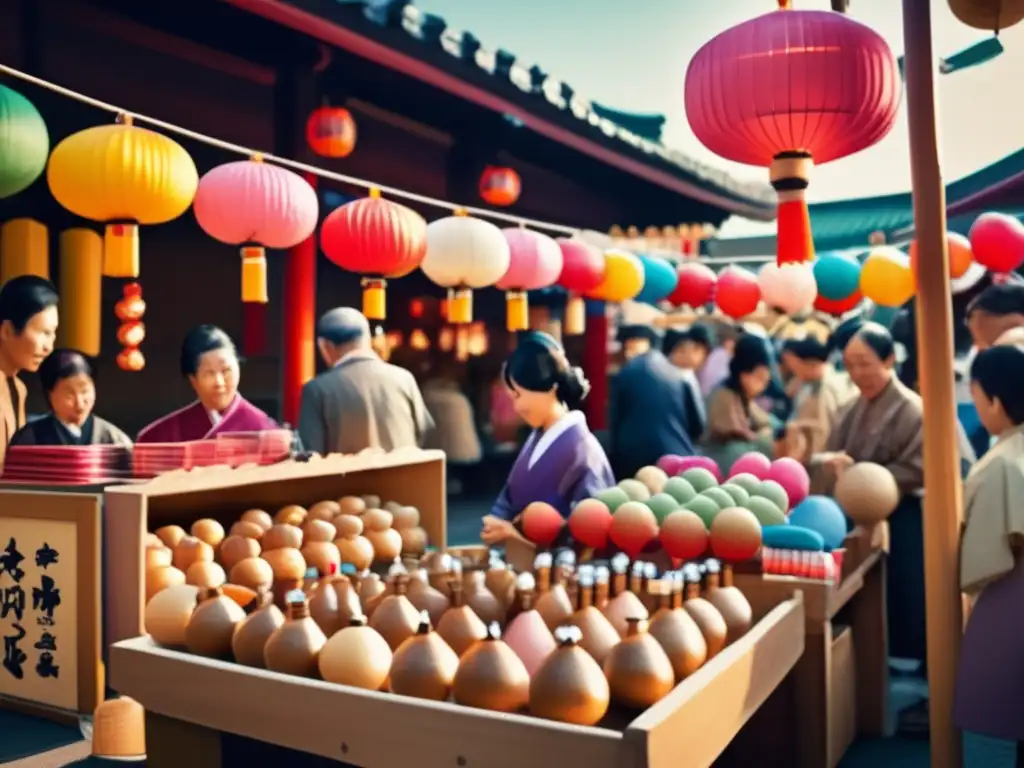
[776, 191, 815, 264]
[242, 303, 269, 357]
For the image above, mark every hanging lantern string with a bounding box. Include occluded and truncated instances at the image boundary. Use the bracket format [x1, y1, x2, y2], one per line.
[0, 63, 579, 236]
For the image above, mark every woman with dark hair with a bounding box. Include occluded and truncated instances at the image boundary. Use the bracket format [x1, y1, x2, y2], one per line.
[813, 322, 974, 735]
[136, 324, 277, 443]
[782, 336, 855, 462]
[480, 332, 613, 545]
[955, 345, 1024, 759]
[8, 349, 131, 447]
[0, 275, 59, 468]
[700, 334, 776, 470]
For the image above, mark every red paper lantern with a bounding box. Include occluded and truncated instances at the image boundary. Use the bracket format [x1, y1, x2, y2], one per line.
[568, 499, 613, 549]
[321, 187, 428, 320]
[521, 502, 565, 547]
[556, 238, 605, 335]
[715, 266, 760, 319]
[305, 106, 357, 159]
[479, 166, 521, 207]
[660, 510, 709, 561]
[969, 213, 1024, 274]
[668, 262, 717, 308]
[814, 290, 862, 316]
[685, 4, 901, 266]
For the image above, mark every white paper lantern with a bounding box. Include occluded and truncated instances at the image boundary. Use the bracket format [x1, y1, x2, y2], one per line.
[423, 213, 511, 323]
[758, 262, 818, 316]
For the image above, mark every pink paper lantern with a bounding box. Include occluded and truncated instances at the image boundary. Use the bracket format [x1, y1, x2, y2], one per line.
[556, 238, 605, 336]
[685, 5, 901, 266]
[767, 457, 811, 508]
[729, 452, 772, 480]
[758, 262, 818, 315]
[969, 212, 1024, 274]
[668, 262, 717, 308]
[496, 228, 563, 332]
[193, 157, 319, 304]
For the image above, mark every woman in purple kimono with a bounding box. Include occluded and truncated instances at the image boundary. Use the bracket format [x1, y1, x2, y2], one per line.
[136, 325, 277, 443]
[481, 332, 614, 546]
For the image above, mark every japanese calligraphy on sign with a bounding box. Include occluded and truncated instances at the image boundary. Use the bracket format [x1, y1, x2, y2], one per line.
[0, 517, 78, 712]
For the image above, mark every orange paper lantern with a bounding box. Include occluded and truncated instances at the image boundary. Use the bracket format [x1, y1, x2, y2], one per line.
[479, 166, 521, 207]
[909, 231, 973, 279]
[305, 106, 357, 159]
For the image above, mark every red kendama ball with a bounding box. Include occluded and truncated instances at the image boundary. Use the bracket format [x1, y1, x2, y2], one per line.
[568, 499, 613, 549]
[521, 502, 565, 547]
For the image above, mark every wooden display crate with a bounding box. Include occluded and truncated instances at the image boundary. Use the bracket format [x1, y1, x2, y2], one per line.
[103, 449, 446, 647]
[110, 592, 804, 768]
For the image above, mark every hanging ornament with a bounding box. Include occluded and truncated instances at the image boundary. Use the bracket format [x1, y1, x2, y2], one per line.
[860, 247, 915, 308]
[715, 266, 761, 319]
[635, 255, 678, 305]
[685, 2, 901, 265]
[555, 238, 605, 335]
[305, 105, 357, 159]
[969, 213, 1024, 274]
[947, 0, 1024, 32]
[193, 155, 319, 304]
[758, 262, 817, 315]
[815, 291, 863, 316]
[0, 84, 49, 199]
[909, 231, 974, 280]
[495, 228, 563, 331]
[668, 262, 717, 308]
[585, 250, 645, 304]
[421, 210, 511, 324]
[479, 166, 521, 207]
[813, 252, 861, 301]
[115, 283, 147, 372]
[320, 187, 427, 321]
[48, 114, 198, 279]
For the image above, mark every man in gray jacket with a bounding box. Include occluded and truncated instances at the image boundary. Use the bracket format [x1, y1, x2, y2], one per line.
[298, 308, 433, 455]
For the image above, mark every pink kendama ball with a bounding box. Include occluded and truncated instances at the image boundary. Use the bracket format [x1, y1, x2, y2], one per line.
[767, 457, 811, 508]
[709, 507, 763, 562]
[568, 499, 614, 549]
[609, 501, 659, 559]
[656, 454, 687, 476]
[521, 502, 565, 547]
[660, 509, 709, 561]
[728, 452, 772, 480]
[674, 455, 723, 482]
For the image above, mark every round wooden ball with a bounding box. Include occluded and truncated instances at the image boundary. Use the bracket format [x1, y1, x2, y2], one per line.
[835, 462, 899, 525]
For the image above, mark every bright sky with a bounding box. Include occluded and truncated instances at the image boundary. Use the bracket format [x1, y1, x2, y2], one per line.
[418, 0, 1024, 237]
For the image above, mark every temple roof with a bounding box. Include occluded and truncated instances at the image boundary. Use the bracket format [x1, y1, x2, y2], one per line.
[710, 147, 1024, 258]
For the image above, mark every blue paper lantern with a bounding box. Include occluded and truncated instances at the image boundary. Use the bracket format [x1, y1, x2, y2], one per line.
[635, 254, 678, 304]
[788, 495, 847, 551]
[813, 252, 861, 301]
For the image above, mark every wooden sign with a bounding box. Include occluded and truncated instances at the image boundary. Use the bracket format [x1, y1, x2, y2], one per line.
[0, 491, 103, 721]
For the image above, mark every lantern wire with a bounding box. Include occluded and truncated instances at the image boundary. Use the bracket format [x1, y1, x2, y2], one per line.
[0, 63, 581, 236]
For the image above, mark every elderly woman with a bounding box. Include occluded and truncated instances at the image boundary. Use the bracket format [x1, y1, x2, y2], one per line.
[813, 322, 974, 734]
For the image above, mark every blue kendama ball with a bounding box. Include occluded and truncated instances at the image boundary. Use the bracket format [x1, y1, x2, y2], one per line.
[788, 495, 847, 551]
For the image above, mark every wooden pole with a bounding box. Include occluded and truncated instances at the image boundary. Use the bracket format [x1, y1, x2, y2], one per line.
[901, 0, 963, 765]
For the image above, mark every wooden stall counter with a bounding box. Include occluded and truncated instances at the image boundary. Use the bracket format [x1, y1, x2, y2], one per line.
[732, 528, 888, 768]
[110, 592, 803, 768]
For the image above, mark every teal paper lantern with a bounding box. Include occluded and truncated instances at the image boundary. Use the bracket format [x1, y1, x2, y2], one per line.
[0, 84, 49, 199]
[635, 254, 678, 304]
[813, 252, 861, 301]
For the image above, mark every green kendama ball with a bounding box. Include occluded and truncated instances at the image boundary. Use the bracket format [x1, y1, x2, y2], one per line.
[752, 479, 790, 514]
[617, 478, 651, 502]
[747, 496, 787, 527]
[720, 483, 751, 507]
[662, 476, 697, 506]
[681, 467, 718, 493]
[726, 472, 761, 493]
[594, 486, 630, 513]
[684, 495, 721, 529]
[645, 493, 680, 525]
[699, 487, 736, 511]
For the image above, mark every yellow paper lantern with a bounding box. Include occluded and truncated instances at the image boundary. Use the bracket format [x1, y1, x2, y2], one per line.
[47, 115, 198, 278]
[859, 246, 915, 308]
[585, 249, 645, 303]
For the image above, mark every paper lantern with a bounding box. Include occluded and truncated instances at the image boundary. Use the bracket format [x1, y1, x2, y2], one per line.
[0, 219, 48, 284]
[668, 262, 717, 308]
[479, 166, 521, 207]
[715, 266, 760, 319]
[947, 0, 1024, 32]
[814, 290, 862, 315]
[909, 231, 973, 279]
[685, 3, 901, 265]
[305, 105, 356, 159]
[47, 115, 198, 278]
[320, 188, 427, 320]
[813, 252, 861, 301]
[568, 499, 613, 549]
[496, 228, 563, 331]
[521, 502, 565, 547]
[585, 249, 644, 303]
[115, 282, 147, 372]
[556, 238, 605, 335]
[635, 255, 678, 305]
[969, 212, 1024, 273]
[0, 84, 49, 199]
[422, 211, 511, 324]
[58, 229, 102, 358]
[859, 247, 914, 307]
[193, 156, 319, 304]
[758, 262, 817, 315]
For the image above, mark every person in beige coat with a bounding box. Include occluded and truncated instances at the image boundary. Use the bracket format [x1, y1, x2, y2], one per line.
[0, 276, 59, 471]
[298, 308, 433, 455]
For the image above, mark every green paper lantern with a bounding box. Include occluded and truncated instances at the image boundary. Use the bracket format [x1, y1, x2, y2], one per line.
[0, 84, 49, 199]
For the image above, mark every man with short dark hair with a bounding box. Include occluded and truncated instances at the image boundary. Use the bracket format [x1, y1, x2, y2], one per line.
[966, 282, 1024, 350]
[0, 275, 59, 469]
[297, 307, 433, 455]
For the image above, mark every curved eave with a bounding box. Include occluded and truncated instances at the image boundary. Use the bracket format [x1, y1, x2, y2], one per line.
[224, 0, 776, 221]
